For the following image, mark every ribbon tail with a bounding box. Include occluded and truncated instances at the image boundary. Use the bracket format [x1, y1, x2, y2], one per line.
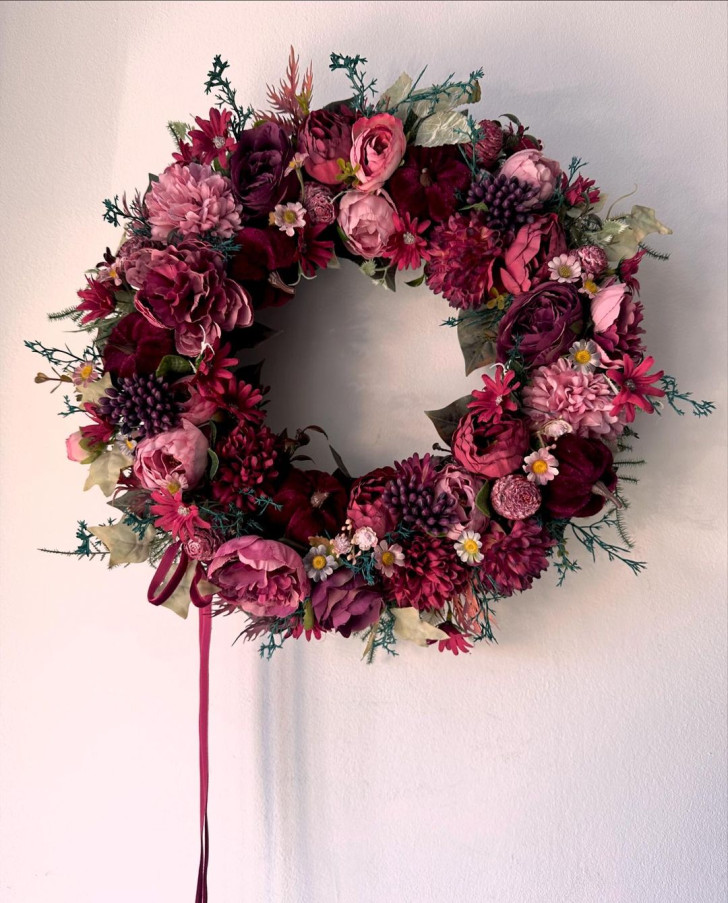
[195, 606, 212, 902]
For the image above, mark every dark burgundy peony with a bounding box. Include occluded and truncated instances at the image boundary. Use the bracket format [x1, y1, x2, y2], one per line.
[267, 469, 348, 546]
[543, 434, 618, 519]
[311, 569, 383, 638]
[452, 413, 530, 479]
[298, 105, 356, 185]
[496, 282, 584, 369]
[389, 145, 471, 222]
[230, 226, 298, 282]
[229, 122, 296, 220]
[103, 312, 175, 378]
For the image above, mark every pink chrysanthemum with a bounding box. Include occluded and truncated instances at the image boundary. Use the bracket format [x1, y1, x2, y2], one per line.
[468, 367, 520, 423]
[480, 518, 554, 596]
[425, 214, 502, 310]
[390, 534, 470, 612]
[522, 358, 625, 440]
[150, 489, 211, 542]
[383, 212, 431, 271]
[189, 108, 237, 168]
[146, 163, 242, 241]
[607, 354, 665, 422]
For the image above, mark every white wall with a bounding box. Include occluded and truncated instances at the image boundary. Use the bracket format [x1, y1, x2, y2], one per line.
[1, 2, 726, 901]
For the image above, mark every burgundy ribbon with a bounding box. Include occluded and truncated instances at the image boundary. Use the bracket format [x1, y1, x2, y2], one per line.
[147, 542, 213, 609]
[196, 606, 212, 903]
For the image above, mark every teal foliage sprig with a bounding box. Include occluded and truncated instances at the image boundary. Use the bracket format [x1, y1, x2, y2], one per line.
[659, 374, 715, 418]
[198, 492, 282, 542]
[637, 242, 670, 261]
[467, 572, 501, 644]
[570, 508, 646, 575]
[393, 68, 484, 119]
[25, 339, 100, 372]
[567, 156, 588, 180]
[60, 395, 83, 417]
[47, 306, 84, 324]
[553, 538, 582, 587]
[102, 195, 130, 228]
[329, 53, 377, 113]
[362, 608, 398, 664]
[39, 520, 110, 560]
[204, 55, 255, 138]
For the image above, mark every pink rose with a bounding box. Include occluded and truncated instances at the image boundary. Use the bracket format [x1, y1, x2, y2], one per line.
[208, 536, 310, 618]
[350, 113, 406, 192]
[452, 414, 530, 479]
[65, 430, 87, 463]
[500, 213, 567, 295]
[133, 420, 209, 491]
[337, 190, 396, 259]
[499, 149, 561, 204]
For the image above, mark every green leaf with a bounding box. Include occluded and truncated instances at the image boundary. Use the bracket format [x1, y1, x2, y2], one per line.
[500, 113, 522, 126]
[329, 445, 352, 480]
[405, 273, 426, 288]
[383, 268, 397, 292]
[156, 355, 194, 378]
[457, 311, 497, 375]
[475, 482, 491, 517]
[208, 449, 219, 480]
[424, 395, 471, 446]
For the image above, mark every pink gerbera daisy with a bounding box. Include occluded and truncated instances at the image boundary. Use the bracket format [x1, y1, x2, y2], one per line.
[383, 213, 431, 271]
[468, 366, 520, 423]
[150, 489, 211, 542]
[608, 354, 665, 422]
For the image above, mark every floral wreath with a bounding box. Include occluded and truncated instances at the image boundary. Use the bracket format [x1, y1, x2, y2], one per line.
[30, 49, 714, 662]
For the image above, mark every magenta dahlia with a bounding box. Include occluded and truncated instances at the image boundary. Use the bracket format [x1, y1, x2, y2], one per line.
[480, 519, 554, 596]
[390, 534, 470, 612]
[146, 163, 242, 241]
[425, 214, 503, 310]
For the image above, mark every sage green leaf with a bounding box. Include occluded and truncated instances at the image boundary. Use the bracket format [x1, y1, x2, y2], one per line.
[208, 449, 219, 480]
[457, 311, 497, 375]
[377, 72, 413, 113]
[89, 522, 155, 568]
[424, 395, 472, 446]
[414, 110, 470, 147]
[83, 448, 133, 497]
[156, 354, 194, 378]
[411, 80, 481, 118]
[405, 273, 426, 288]
[475, 483, 491, 517]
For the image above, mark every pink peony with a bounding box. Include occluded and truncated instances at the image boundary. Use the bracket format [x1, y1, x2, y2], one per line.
[135, 243, 253, 357]
[499, 149, 561, 204]
[434, 463, 489, 540]
[351, 113, 406, 191]
[337, 190, 396, 259]
[500, 214, 567, 295]
[452, 413, 530, 479]
[208, 536, 310, 618]
[311, 569, 383, 637]
[480, 518, 555, 596]
[133, 420, 209, 492]
[146, 163, 242, 241]
[522, 358, 625, 440]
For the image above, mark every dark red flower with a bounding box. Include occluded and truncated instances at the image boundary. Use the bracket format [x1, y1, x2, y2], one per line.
[311, 569, 383, 638]
[480, 518, 554, 596]
[229, 122, 297, 219]
[102, 312, 175, 378]
[383, 213, 431, 271]
[542, 434, 618, 519]
[452, 413, 530, 479]
[429, 621, 473, 655]
[230, 226, 298, 282]
[79, 403, 115, 447]
[563, 173, 600, 207]
[390, 534, 469, 612]
[469, 119, 504, 170]
[468, 367, 520, 423]
[212, 424, 281, 511]
[76, 277, 115, 325]
[346, 466, 397, 537]
[267, 469, 348, 546]
[389, 145, 471, 222]
[150, 489, 211, 542]
[189, 108, 237, 167]
[296, 224, 335, 277]
[618, 249, 646, 293]
[298, 105, 356, 185]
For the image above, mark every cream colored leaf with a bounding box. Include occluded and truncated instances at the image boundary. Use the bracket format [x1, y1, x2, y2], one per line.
[77, 372, 113, 406]
[411, 80, 481, 118]
[89, 522, 155, 568]
[414, 110, 470, 147]
[159, 561, 219, 619]
[392, 607, 449, 646]
[377, 72, 413, 114]
[622, 205, 672, 244]
[83, 448, 133, 496]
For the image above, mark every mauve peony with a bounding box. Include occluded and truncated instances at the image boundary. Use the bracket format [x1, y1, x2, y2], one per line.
[500, 213, 567, 295]
[496, 282, 584, 369]
[103, 312, 175, 378]
[116, 236, 159, 289]
[452, 413, 530, 479]
[208, 536, 310, 618]
[299, 105, 356, 185]
[389, 145, 471, 222]
[499, 149, 561, 204]
[350, 113, 406, 191]
[434, 463, 489, 539]
[146, 163, 242, 242]
[133, 420, 209, 491]
[346, 466, 397, 537]
[542, 434, 617, 519]
[337, 190, 396, 259]
[311, 569, 383, 637]
[229, 122, 296, 219]
[266, 469, 348, 547]
[135, 244, 253, 357]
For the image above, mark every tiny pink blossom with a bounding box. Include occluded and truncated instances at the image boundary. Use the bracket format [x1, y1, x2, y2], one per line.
[523, 447, 559, 485]
[352, 526, 378, 550]
[548, 253, 582, 283]
[272, 202, 307, 236]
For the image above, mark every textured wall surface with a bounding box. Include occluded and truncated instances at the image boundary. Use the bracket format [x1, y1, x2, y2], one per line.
[1, 2, 726, 901]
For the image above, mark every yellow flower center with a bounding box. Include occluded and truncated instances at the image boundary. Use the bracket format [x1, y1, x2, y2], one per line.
[584, 279, 598, 294]
[463, 538, 479, 555]
[80, 363, 94, 380]
[574, 349, 592, 364]
[381, 551, 395, 567]
[312, 555, 327, 571]
[167, 481, 181, 494]
[283, 210, 298, 224]
[531, 459, 549, 475]
[558, 264, 573, 278]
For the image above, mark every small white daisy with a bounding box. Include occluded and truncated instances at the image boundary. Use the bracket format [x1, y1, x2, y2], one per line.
[454, 530, 484, 565]
[548, 253, 582, 284]
[272, 202, 306, 237]
[303, 544, 338, 582]
[352, 526, 378, 551]
[568, 339, 600, 373]
[373, 540, 405, 577]
[578, 274, 600, 299]
[523, 448, 559, 485]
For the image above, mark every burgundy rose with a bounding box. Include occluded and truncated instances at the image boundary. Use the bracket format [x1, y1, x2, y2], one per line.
[135, 243, 253, 357]
[311, 569, 383, 638]
[500, 213, 567, 294]
[298, 105, 356, 185]
[452, 413, 530, 479]
[389, 145, 471, 222]
[230, 226, 298, 282]
[542, 434, 617, 519]
[346, 465, 397, 537]
[103, 312, 174, 378]
[267, 469, 348, 546]
[229, 122, 296, 219]
[496, 282, 584, 369]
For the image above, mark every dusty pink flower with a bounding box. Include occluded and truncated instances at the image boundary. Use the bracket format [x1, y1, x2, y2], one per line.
[337, 190, 396, 259]
[591, 281, 627, 333]
[490, 474, 542, 520]
[347, 466, 397, 537]
[351, 113, 406, 191]
[468, 367, 520, 424]
[523, 447, 559, 485]
[304, 183, 336, 225]
[273, 201, 306, 236]
[452, 413, 530, 479]
[522, 358, 624, 440]
[578, 245, 608, 278]
[499, 149, 561, 204]
[434, 463, 489, 540]
[500, 213, 567, 295]
[311, 569, 383, 637]
[146, 163, 242, 241]
[208, 536, 310, 618]
[133, 420, 209, 491]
